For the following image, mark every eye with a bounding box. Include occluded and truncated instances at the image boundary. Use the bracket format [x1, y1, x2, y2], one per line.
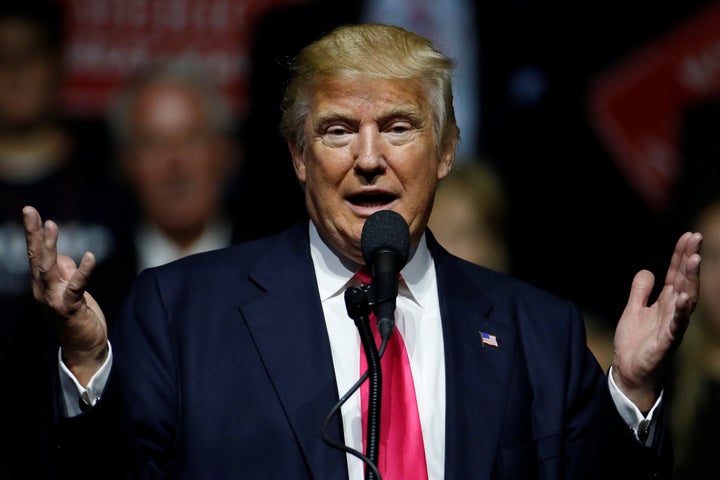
[321, 124, 353, 147]
[389, 123, 411, 134]
[327, 125, 349, 136]
[384, 121, 414, 144]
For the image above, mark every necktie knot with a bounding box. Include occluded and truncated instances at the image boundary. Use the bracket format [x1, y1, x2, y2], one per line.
[355, 266, 372, 285]
[355, 266, 403, 287]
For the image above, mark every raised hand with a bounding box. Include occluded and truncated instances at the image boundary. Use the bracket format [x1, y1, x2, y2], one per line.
[612, 231, 703, 411]
[23, 206, 108, 386]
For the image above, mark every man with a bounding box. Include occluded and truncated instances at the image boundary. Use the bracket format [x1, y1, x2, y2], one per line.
[89, 60, 245, 325]
[24, 24, 702, 479]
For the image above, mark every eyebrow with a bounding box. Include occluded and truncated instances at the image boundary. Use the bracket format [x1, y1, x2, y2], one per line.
[312, 104, 426, 130]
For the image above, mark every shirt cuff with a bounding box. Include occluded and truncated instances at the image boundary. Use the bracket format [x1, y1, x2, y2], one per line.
[58, 342, 113, 417]
[607, 365, 662, 445]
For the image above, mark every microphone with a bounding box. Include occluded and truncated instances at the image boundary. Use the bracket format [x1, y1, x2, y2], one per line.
[361, 210, 411, 341]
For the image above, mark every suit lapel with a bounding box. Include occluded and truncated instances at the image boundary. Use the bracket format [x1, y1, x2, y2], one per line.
[238, 226, 349, 479]
[432, 241, 517, 479]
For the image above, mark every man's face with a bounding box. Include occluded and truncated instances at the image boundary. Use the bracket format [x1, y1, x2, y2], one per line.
[123, 82, 234, 239]
[290, 76, 455, 264]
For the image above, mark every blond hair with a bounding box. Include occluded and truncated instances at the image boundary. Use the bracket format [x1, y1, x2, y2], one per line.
[280, 23, 459, 151]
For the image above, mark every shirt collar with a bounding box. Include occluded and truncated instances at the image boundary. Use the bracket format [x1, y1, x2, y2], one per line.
[135, 217, 232, 271]
[308, 220, 433, 307]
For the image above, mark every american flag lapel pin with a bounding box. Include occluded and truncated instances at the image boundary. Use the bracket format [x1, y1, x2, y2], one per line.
[480, 331, 499, 347]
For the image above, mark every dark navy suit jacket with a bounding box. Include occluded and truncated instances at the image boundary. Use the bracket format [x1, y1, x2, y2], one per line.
[54, 223, 672, 479]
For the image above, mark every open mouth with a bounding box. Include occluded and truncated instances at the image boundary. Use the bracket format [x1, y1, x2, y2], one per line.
[347, 192, 397, 208]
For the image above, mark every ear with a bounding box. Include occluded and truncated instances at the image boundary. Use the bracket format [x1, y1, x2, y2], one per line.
[289, 141, 307, 183]
[436, 137, 456, 181]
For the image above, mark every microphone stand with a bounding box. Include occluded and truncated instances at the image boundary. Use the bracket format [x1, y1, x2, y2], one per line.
[344, 285, 382, 480]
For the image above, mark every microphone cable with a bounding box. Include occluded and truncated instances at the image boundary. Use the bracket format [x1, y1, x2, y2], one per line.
[321, 284, 388, 480]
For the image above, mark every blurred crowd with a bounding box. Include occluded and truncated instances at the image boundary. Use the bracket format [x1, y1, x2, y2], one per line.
[1, 0, 719, 478]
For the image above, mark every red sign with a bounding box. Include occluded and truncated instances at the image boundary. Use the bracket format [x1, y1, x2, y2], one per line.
[587, 2, 720, 211]
[58, 0, 301, 118]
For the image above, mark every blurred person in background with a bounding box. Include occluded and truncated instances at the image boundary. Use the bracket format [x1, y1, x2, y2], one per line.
[427, 161, 509, 272]
[90, 60, 247, 327]
[0, 0, 119, 300]
[0, 1, 121, 478]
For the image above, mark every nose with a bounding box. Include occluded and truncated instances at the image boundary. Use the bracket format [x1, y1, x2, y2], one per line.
[140, 134, 199, 168]
[353, 126, 385, 178]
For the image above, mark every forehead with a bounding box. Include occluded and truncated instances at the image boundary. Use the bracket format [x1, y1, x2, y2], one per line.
[309, 75, 430, 119]
[133, 82, 205, 123]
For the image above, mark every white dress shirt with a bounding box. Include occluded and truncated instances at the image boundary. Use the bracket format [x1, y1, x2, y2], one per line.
[134, 217, 233, 271]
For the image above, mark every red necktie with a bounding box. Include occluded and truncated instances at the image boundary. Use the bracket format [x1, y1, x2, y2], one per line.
[356, 268, 429, 480]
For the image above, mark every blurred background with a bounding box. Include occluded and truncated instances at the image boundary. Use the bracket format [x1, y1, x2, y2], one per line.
[2, 0, 719, 330]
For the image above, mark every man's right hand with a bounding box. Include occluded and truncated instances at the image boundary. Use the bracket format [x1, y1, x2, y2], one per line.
[23, 206, 108, 386]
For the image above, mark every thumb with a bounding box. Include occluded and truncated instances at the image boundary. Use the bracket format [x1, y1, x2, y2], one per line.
[626, 269, 655, 309]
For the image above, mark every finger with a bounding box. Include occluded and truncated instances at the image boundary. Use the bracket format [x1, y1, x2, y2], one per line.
[23, 207, 59, 300]
[665, 233, 702, 339]
[626, 269, 655, 309]
[62, 252, 96, 311]
[23, 206, 44, 277]
[676, 251, 702, 317]
[669, 292, 692, 340]
[690, 231, 704, 253]
[674, 232, 702, 304]
[664, 231, 692, 286]
[685, 232, 703, 279]
[38, 219, 60, 287]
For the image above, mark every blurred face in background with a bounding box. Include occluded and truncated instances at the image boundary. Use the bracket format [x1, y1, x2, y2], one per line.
[429, 186, 507, 271]
[122, 81, 236, 244]
[428, 165, 508, 272]
[0, 18, 61, 130]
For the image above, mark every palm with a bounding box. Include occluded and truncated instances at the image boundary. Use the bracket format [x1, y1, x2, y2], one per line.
[612, 232, 702, 405]
[24, 206, 107, 356]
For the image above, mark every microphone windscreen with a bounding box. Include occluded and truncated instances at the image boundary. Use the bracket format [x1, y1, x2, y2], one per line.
[361, 210, 410, 267]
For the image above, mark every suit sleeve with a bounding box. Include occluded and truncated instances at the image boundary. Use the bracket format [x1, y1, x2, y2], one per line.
[570, 379, 673, 479]
[53, 268, 178, 479]
[564, 316, 673, 479]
